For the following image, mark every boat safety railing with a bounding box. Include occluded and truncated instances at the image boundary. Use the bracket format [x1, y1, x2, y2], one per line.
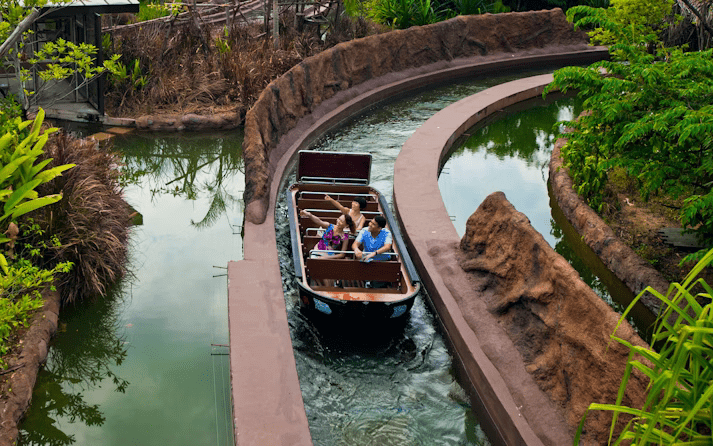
[305, 227, 353, 236]
[299, 191, 375, 201]
[308, 249, 399, 260]
[300, 176, 369, 186]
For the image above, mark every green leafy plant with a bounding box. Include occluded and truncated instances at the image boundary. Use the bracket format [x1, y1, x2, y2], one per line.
[545, 2, 713, 264]
[215, 27, 231, 55]
[0, 258, 72, 367]
[135, 0, 182, 22]
[575, 248, 713, 444]
[0, 109, 75, 273]
[2, 0, 124, 112]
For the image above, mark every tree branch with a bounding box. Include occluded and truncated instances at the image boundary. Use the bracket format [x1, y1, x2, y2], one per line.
[0, 8, 41, 59]
[679, 0, 713, 39]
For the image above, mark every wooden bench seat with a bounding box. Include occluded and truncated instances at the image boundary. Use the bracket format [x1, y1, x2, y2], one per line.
[305, 258, 402, 286]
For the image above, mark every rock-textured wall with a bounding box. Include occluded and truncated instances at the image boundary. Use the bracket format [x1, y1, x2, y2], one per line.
[0, 289, 61, 446]
[458, 192, 649, 444]
[242, 9, 590, 224]
[549, 139, 669, 313]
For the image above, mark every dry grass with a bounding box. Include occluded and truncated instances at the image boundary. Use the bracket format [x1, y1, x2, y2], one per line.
[24, 133, 131, 305]
[105, 13, 384, 117]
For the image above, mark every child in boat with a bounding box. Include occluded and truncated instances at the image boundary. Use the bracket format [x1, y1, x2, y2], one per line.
[352, 215, 392, 262]
[300, 210, 355, 259]
[324, 195, 367, 231]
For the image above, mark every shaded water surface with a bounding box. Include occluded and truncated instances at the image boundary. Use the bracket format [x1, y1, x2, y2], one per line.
[18, 132, 244, 446]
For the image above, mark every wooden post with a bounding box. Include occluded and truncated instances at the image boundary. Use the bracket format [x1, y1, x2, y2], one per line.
[272, 0, 279, 49]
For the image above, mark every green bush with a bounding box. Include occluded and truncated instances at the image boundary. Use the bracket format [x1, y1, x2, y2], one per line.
[0, 109, 75, 273]
[575, 248, 713, 444]
[0, 233, 72, 368]
[135, 0, 182, 22]
[545, 2, 713, 264]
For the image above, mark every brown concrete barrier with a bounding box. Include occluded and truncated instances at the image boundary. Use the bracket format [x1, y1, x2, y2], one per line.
[242, 9, 599, 225]
[229, 10, 610, 445]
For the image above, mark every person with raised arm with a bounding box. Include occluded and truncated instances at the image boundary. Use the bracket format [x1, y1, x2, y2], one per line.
[300, 209, 354, 259]
[324, 194, 367, 231]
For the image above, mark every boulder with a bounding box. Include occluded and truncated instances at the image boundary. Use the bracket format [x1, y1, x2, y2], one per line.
[458, 192, 649, 444]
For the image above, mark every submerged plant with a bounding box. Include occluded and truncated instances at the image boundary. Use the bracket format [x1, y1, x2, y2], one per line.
[575, 248, 713, 444]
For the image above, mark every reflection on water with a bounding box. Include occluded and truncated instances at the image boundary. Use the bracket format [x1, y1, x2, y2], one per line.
[18, 132, 244, 446]
[119, 132, 245, 230]
[18, 293, 129, 446]
[439, 97, 656, 337]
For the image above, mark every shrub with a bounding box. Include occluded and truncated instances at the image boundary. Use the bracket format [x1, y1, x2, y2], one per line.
[25, 133, 131, 305]
[575, 248, 713, 444]
[546, 3, 713, 264]
[0, 260, 71, 368]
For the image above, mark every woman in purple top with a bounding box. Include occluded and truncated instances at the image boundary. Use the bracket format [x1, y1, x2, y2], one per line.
[300, 209, 354, 259]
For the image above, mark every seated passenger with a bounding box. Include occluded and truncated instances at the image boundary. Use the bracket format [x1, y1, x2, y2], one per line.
[324, 194, 367, 231]
[352, 215, 392, 262]
[300, 209, 354, 259]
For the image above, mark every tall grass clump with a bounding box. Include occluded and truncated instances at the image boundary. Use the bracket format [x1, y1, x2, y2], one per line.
[23, 133, 131, 305]
[575, 248, 713, 444]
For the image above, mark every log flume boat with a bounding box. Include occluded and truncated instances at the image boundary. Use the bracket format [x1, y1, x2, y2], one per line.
[287, 150, 421, 320]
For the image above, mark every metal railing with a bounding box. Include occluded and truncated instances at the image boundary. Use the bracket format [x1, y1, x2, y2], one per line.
[299, 176, 369, 186]
[308, 249, 399, 260]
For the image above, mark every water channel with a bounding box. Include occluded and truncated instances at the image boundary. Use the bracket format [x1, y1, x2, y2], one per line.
[19, 132, 244, 446]
[18, 69, 654, 445]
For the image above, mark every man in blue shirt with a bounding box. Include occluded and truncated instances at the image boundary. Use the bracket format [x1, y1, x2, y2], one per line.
[353, 215, 392, 262]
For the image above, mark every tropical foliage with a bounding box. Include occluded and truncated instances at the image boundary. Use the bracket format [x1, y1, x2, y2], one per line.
[0, 110, 76, 367]
[0, 109, 75, 272]
[545, 0, 713, 264]
[575, 248, 713, 444]
[346, 0, 612, 28]
[346, 0, 510, 27]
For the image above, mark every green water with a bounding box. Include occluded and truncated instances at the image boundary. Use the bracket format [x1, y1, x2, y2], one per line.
[17, 69, 655, 445]
[18, 132, 244, 446]
[439, 97, 656, 333]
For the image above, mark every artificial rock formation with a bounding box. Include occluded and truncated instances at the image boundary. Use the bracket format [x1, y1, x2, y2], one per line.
[458, 192, 648, 444]
[243, 9, 592, 224]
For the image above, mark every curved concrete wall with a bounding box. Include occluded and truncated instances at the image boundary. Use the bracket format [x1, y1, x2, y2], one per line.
[392, 74, 650, 445]
[229, 10, 610, 445]
[242, 9, 597, 225]
[393, 75, 562, 445]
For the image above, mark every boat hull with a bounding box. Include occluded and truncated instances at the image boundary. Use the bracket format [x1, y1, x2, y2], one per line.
[287, 151, 421, 322]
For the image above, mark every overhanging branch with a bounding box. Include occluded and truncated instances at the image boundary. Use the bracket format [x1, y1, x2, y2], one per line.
[0, 8, 41, 59]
